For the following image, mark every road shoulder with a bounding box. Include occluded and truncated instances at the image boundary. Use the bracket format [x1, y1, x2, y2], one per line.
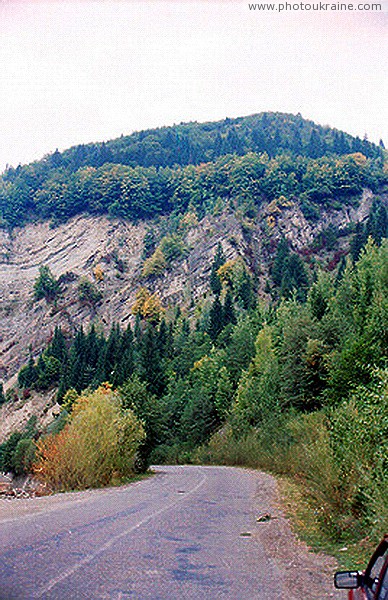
[250, 470, 346, 599]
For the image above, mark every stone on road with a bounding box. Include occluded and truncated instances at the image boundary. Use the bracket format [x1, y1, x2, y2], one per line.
[0, 466, 320, 599]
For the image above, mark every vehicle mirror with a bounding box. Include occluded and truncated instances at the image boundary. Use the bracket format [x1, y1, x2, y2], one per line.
[334, 571, 361, 589]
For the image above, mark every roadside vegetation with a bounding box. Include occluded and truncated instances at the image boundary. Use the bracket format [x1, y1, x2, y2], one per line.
[33, 384, 145, 491]
[1, 112, 387, 564]
[5, 235, 386, 560]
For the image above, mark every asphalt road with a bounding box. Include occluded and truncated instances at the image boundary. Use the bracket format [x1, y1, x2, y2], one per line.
[0, 466, 286, 599]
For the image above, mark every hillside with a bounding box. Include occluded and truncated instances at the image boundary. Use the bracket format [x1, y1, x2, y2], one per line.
[0, 188, 380, 385]
[0, 113, 387, 556]
[0, 112, 385, 229]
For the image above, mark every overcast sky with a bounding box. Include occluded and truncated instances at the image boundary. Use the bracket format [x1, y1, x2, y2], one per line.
[0, 0, 387, 173]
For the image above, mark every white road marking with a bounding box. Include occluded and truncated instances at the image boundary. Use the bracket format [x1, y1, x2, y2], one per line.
[33, 470, 208, 598]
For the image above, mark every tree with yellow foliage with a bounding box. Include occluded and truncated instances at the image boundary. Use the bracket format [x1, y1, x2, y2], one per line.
[141, 247, 166, 278]
[132, 287, 165, 324]
[93, 264, 104, 282]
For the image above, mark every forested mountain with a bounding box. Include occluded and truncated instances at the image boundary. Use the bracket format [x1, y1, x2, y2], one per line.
[0, 112, 387, 553]
[0, 112, 385, 228]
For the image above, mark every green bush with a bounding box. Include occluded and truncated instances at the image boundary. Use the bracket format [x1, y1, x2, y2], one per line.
[159, 234, 186, 261]
[78, 277, 102, 305]
[142, 247, 167, 278]
[12, 438, 36, 476]
[0, 432, 23, 473]
[329, 368, 388, 536]
[33, 265, 60, 303]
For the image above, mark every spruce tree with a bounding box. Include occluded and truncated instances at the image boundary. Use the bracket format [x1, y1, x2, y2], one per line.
[210, 243, 225, 296]
[18, 354, 38, 388]
[223, 290, 236, 327]
[0, 383, 6, 405]
[138, 323, 165, 396]
[113, 326, 134, 386]
[366, 199, 387, 245]
[271, 238, 290, 287]
[281, 254, 309, 302]
[208, 296, 224, 340]
[236, 269, 254, 309]
[157, 319, 168, 356]
[33, 265, 60, 303]
[350, 222, 367, 261]
[48, 327, 68, 363]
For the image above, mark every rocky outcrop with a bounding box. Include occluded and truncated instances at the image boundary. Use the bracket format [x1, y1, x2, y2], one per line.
[0, 390, 60, 443]
[0, 191, 380, 386]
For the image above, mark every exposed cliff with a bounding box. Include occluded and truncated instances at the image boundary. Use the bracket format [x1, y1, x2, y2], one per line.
[0, 189, 378, 387]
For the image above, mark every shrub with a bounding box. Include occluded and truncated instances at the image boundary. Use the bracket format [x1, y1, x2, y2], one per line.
[33, 385, 145, 491]
[0, 383, 5, 405]
[33, 265, 60, 303]
[0, 432, 23, 473]
[159, 234, 186, 261]
[61, 388, 79, 413]
[78, 277, 102, 305]
[141, 234, 186, 278]
[131, 287, 165, 323]
[142, 247, 166, 278]
[12, 438, 36, 476]
[328, 368, 388, 536]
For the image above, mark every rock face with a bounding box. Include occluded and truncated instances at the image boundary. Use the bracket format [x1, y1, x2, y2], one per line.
[0, 191, 379, 386]
[0, 390, 59, 444]
[0, 215, 147, 382]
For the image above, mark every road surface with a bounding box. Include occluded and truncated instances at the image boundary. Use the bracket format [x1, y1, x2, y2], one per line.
[0, 465, 324, 599]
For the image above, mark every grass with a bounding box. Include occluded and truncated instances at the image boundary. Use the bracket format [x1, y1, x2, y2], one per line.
[273, 476, 381, 570]
[193, 411, 387, 571]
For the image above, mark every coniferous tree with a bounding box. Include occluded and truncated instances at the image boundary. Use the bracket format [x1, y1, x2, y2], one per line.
[103, 324, 121, 382]
[366, 199, 387, 245]
[224, 316, 257, 387]
[350, 222, 367, 261]
[307, 129, 323, 158]
[223, 290, 236, 327]
[56, 375, 69, 404]
[78, 277, 102, 306]
[0, 382, 6, 405]
[208, 296, 224, 340]
[157, 319, 168, 356]
[33, 266, 60, 304]
[138, 323, 165, 395]
[271, 238, 290, 287]
[281, 254, 309, 302]
[18, 354, 38, 388]
[47, 327, 68, 364]
[210, 243, 225, 296]
[113, 326, 135, 387]
[236, 268, 254, 310]
[335, 256, 347, 286]
[134, 314, 142, 346]
[68, 328, 86, 391]
[291, 129, 303, 155]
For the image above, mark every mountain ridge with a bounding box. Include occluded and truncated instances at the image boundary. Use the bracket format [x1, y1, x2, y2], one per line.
[1, 111, 385, 229]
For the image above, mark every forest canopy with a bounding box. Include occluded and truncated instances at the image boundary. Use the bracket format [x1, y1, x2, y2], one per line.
[1, 112, 386, 228]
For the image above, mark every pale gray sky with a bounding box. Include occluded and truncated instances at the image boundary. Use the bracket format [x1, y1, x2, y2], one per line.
[0, 0, 387, 172]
